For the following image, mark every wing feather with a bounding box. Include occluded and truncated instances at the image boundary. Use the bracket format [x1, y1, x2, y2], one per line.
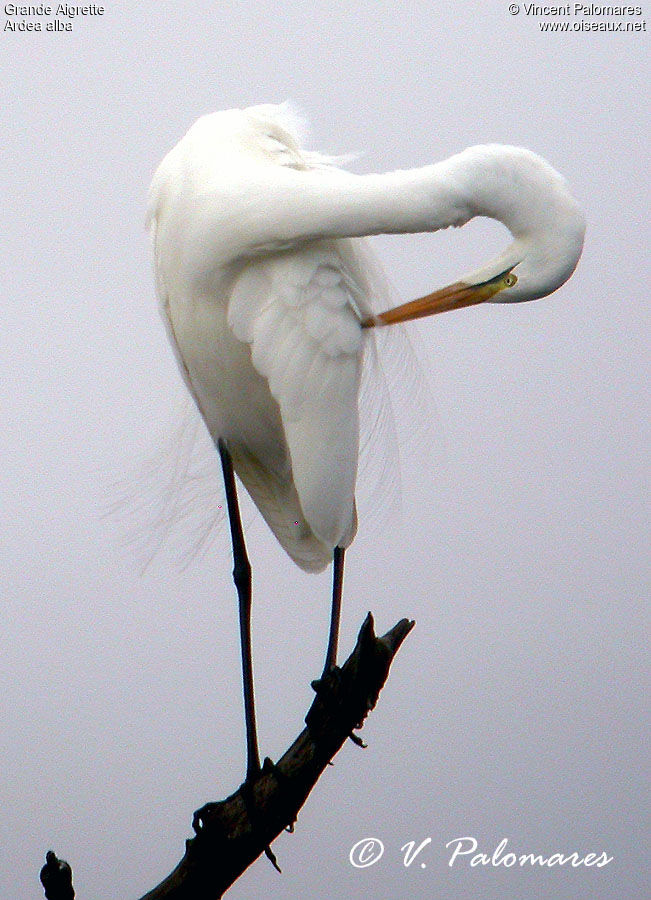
[228, 243, 363, 549]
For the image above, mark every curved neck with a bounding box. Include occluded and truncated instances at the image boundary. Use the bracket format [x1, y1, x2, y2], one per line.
[231, 146, 558, 252]
[175, 142, 582, 285]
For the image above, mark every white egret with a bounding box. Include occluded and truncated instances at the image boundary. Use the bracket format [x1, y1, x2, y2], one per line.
[147, 103, 585, 780]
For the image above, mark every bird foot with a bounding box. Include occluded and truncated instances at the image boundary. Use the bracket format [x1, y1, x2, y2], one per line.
[260, 756, 299, 834]
[192, 768, 264, 834]
[243, 761, 284, 871]
[308, 664, 370, 748]
[193, 762, 285, 871]
[311, 663, 343, 698]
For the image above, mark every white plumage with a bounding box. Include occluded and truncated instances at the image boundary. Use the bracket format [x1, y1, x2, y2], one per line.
[147, 103, 584, 573]
[147, 107, 373, 571]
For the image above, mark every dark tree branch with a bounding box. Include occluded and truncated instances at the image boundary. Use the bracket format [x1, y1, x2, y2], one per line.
[40, 851, 74, 900]
[41, 613, 414, 900]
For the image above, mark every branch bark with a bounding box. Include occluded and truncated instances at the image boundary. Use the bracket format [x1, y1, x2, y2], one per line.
[40, 851, 74, 900]
[41, 612, 414, 900]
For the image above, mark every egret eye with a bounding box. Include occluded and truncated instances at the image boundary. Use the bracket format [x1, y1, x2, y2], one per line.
[504, 273, 517, 287]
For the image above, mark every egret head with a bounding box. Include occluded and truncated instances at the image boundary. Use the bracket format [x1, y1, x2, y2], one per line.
[364, 145, 586, 327]
[472, 198, 586, 306]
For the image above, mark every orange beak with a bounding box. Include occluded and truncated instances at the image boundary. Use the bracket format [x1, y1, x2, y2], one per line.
[361, 269, 517, 328]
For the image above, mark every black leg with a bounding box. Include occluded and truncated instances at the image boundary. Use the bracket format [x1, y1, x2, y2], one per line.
[323, 546, 345, 675]
[217, 438, 260, 782]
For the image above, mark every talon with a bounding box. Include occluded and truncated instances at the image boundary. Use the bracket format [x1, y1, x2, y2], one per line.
[348, 732, 367, 748]
[265, 844, 282, 873]
[239, 773, 284, 872]
[311, 665, 342, 697]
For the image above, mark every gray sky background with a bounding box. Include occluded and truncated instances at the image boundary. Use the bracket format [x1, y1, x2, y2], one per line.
[1, 2, 648, 898]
